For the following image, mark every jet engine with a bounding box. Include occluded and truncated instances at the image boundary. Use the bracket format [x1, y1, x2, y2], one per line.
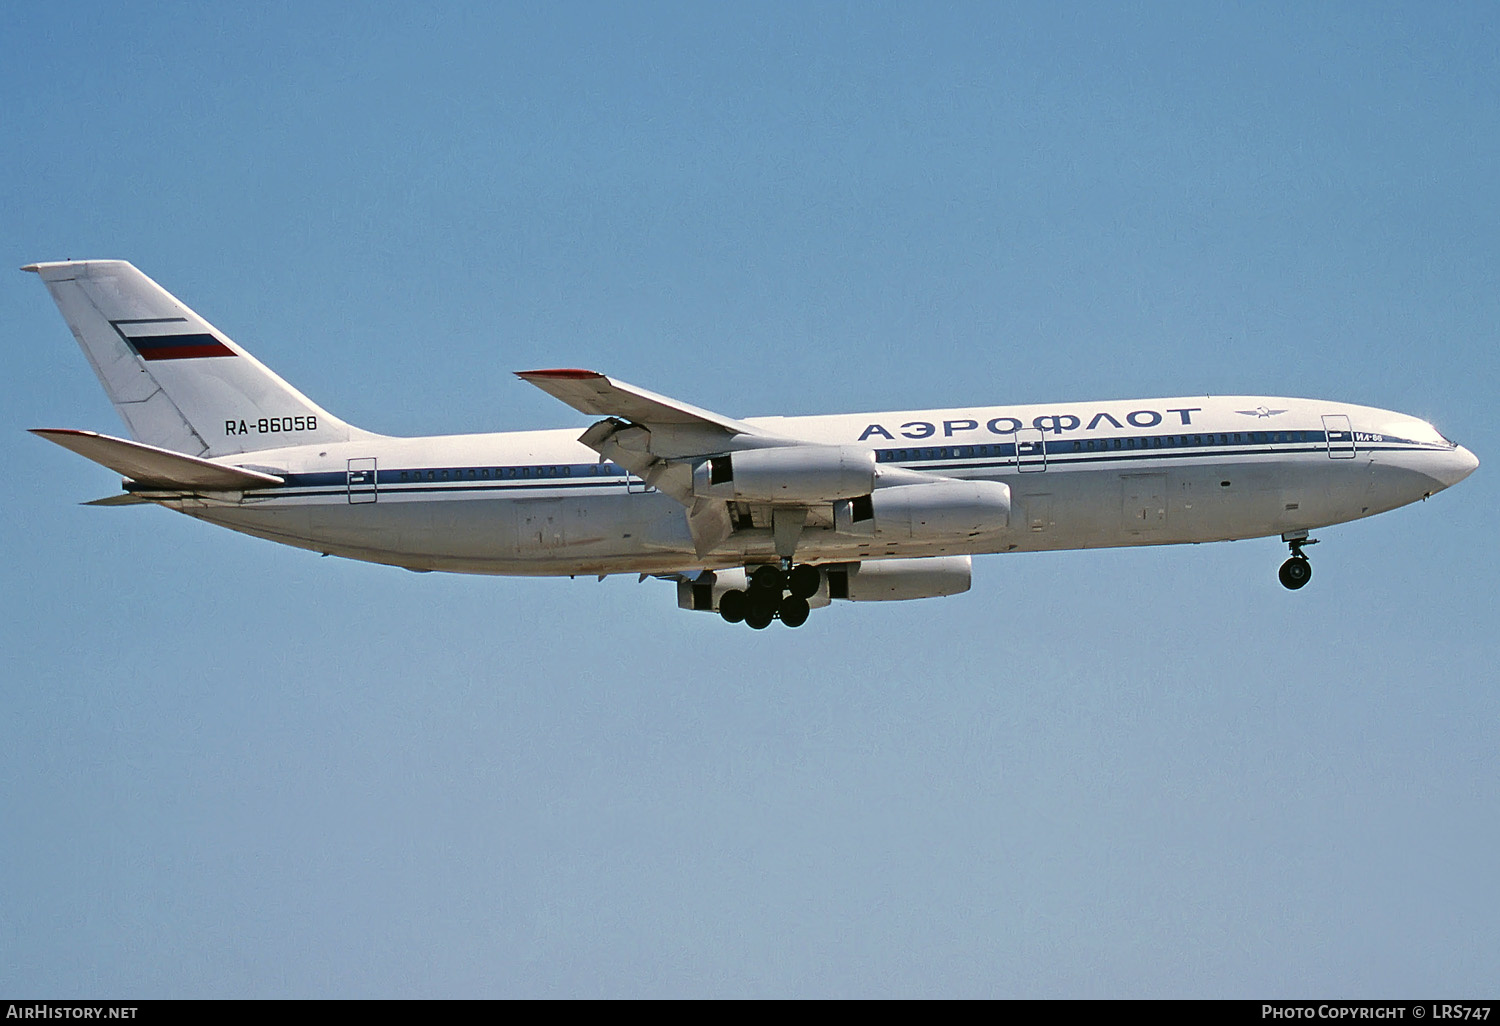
[824, 556, 972, 600]
[835, 480, 1010, 540]
[691, 445, 876, 503]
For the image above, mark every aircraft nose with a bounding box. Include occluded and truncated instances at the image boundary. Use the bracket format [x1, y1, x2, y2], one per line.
[1434, 445, 1479, 489]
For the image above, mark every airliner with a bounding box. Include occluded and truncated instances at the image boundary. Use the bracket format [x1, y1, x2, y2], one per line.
[26, 260, 1478, 629]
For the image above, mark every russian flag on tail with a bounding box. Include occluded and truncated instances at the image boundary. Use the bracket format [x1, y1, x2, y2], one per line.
[112, 318, 236, 360]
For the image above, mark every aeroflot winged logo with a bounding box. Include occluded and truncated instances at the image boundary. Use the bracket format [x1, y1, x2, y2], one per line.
[1236, 406, 1288, 418]
[110, 317, 235, 361]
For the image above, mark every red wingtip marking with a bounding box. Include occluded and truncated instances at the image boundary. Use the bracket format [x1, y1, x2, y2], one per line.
[516, 368, 604, 380]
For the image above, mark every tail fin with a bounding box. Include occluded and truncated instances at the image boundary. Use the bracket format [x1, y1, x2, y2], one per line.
[25, 260, 373, 456]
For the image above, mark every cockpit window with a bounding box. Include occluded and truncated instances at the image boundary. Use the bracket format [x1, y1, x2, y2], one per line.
[1382, 419, 1451, 446]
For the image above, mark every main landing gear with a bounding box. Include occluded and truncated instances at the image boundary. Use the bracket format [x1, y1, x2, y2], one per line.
[1278, 532, 1318, 590]
[718, 563, 821, 629]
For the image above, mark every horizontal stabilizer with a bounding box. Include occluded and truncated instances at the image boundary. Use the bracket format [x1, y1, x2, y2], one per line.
[83, 493, 154, 506]
[31, 428, 284, 490]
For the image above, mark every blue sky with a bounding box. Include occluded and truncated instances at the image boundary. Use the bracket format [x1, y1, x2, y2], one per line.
[3, 2, 1496, 997]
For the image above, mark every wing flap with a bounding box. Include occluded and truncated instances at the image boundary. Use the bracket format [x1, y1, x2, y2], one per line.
[32, 429, 284, 490]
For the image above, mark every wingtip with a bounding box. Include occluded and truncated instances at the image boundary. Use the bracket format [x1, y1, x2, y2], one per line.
[21, 264, 40, 273]
[31, 427, 96, 439]
[515, 368, 606, 380]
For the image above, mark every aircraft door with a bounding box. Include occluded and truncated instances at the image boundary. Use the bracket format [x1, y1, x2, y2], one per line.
[347, 457, 377, 503]
[1322, 415, 1356, 459]
[1015, 428, 1047, 472]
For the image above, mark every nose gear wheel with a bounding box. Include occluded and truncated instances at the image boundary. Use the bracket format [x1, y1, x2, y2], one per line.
[1278, 533, 1318, 591]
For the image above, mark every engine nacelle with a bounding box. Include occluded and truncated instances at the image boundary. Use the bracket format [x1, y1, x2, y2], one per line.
[692, 445, 876, 504]
[825, 556, 972, 601]
[835, 480, 1010, 540]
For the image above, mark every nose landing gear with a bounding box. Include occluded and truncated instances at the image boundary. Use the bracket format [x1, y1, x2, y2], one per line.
[1278, 532, 1318, 590]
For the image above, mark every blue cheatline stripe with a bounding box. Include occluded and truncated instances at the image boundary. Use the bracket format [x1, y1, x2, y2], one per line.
[228, 437, 1447, 500]
[267, 481, 627, 499]
[876, 431, 1446, 464]
[874, 430, 1335, 463]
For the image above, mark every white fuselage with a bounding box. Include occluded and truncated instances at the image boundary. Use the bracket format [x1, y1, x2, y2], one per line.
[153, 394, 1477, 576]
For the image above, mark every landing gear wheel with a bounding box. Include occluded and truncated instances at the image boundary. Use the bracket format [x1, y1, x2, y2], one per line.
[787, 564, 820, 599]
[750, 565, 785, 593]
[745, 607, 774, 630]
[746, 587, 781, 625]
[719, 589, 747, 624]
[1279, 557, 1312, 590]
[778, 595, 810, 628]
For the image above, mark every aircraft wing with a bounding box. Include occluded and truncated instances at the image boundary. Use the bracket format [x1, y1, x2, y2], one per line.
[518, 369, 790, 555]
[516, 367, 774, 492]
[31, 428, 285, 490]
[515, 369, 761, 438]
